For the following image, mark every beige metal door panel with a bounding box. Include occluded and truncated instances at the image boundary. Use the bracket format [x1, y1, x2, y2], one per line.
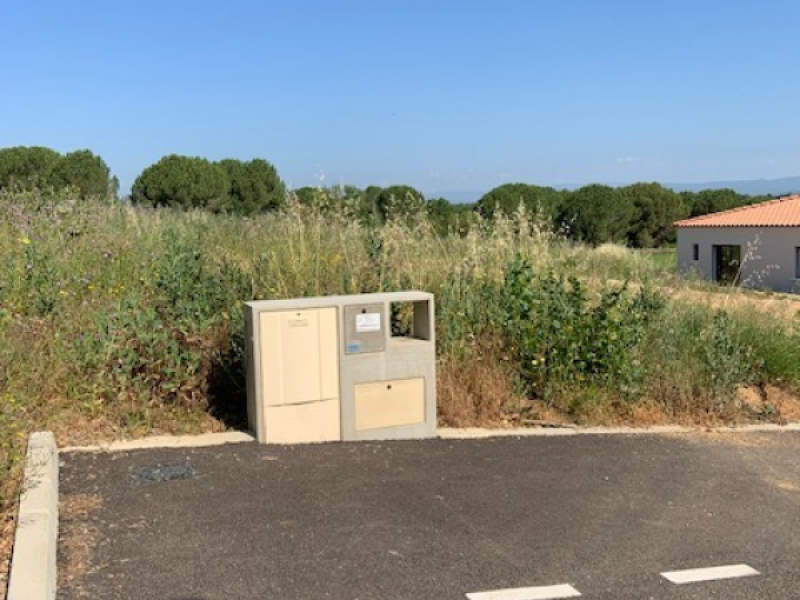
[259, 308, 339, 407]
[354, 378, 425, 431]
[264, 398, 341, 444]
[280, 310, 322, 404]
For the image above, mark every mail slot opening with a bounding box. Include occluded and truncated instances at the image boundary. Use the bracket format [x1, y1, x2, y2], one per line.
[390, 300, 431, 341]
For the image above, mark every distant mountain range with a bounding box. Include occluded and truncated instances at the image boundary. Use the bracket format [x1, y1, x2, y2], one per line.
[664, 176, 800, 196]
[431, 176, 800, 205]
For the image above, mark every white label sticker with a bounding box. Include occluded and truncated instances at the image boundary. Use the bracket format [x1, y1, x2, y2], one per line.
[355, 312, 381, 333]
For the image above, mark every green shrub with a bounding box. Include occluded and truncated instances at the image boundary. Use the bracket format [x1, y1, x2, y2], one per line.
[0, 192, 797, 446]
[498, 255, 664, 404]
[700, 311, 760, 404]
[735, 314, 800, 389]
[642, 303, 777, 417]
[131, 155, 229, 210]
[0, 393, 25, 512]
[67, 226, 252, 420]
[435, 271, 503, 357]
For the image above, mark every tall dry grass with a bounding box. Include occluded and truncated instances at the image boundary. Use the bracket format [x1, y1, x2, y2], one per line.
[0, 191, 798, 499]
[3, 190, 800, 600]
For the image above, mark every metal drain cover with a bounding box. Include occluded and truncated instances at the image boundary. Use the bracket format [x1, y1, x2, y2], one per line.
[130, 463, 195, 485]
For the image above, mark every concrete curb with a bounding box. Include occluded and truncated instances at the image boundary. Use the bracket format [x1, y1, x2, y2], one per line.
[8, 432, 59, 600]
[59, 425, 800, 452]
[438, 423, 800, 439]
[61, 431, 256, 453]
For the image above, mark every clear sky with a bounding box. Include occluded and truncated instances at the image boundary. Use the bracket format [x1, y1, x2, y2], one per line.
[2, 1, 799, 198]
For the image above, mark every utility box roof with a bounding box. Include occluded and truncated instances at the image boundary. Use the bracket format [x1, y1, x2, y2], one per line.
[245, 290, 432, 311]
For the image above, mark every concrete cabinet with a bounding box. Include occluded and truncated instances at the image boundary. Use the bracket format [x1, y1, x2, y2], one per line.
[245, 291, 437, 444]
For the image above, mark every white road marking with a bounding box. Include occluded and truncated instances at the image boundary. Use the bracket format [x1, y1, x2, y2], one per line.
[661, 564, 760, 584]
[466, 584, 581, 600]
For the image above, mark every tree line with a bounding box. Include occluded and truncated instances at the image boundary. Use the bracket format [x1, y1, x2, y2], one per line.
[131, 155, 285, 214]
[474, 182, 776, 247]
[0, 146, 116, 199]
[0, 147, 780, 247]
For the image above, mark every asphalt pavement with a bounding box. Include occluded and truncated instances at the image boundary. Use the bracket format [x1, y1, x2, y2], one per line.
[58, 431, 800, 600]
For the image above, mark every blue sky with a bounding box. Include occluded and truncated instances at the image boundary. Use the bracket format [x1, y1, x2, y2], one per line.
[2, 1, 799, 198]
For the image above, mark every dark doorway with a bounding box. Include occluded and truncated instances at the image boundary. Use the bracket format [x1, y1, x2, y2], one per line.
[713, 244, 741, 284]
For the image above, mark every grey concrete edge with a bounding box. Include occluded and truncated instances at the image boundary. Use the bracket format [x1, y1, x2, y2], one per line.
[438, 422, 800, 439]
[8, 432, 59, 600]
[59, 424, 800, 453]
[61, 431, 256, 453]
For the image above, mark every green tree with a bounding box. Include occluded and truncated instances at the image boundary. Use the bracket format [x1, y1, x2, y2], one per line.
[131, 155, 228, 210]
[50, 149, 111, 199]
[291, 185, 366, 214]
[0, 146, 61, 191]
[687, 188, 746, 217]
[109, 175, 120, 200]
[292, 186, 318, 206]
[619, 182, 688, 247]
[218, 158, 285, 214]
[558, 184, 631, 245]
[375, 185, 425, 222]
[427, 198, 474, 236]
[476, 183, 563, 221]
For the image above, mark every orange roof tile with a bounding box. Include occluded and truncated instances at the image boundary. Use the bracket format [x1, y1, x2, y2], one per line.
[674, 194, 800, 228]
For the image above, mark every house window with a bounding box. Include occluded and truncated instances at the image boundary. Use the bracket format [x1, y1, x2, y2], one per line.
[796, 247, 800, 279]
[692, 244, 699, 261]
[713, 245, 741, 285]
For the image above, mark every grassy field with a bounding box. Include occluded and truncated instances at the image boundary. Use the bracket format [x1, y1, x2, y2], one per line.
[636, 247, 677, 273]
[1, 191, 800, 593]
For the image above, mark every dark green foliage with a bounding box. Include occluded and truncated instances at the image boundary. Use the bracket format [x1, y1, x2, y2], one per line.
[293, 185, 368, 216]
[132, 155, 285, 214]
[642, 304, 782, 416]
[375, 185, 425, 222]
[218, 158, 285, 214]
[0, 146, 61, 191]
[131, 155, 229, 210]
[426, 197, 473, 235]
[0, 146, 61, 190]
[362, 185, 383, 214]
[154, 230, 252, 323]
[50, 150, 111, 199]
[0, 146, 113, 199]
[436, 271, 502, 356]
[738, 317, 800, 388]
[2, 242, 60, 317]
[73, 229, 252, 409]
[293, 186, 318, 206]
[620, 182, 688, 247]
[476, 183, 563, 220]
[75, 294, 207, 407]
[684, 188, 773, 218]
[558, 184, 631, 245]
[700, 311, 759, 400]
[470, 182, 773, 249]
[499, 255, 664, 401]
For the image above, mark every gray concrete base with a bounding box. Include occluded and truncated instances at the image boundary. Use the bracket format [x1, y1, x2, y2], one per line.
[8, 432, 59, 600]
[58, 424, 800, 454]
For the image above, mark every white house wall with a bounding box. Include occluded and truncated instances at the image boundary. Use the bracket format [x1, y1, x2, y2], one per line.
[677, 226, 800, 292]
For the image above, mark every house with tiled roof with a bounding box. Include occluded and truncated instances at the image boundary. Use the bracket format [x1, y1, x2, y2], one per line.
[674, 194, 800, 292]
